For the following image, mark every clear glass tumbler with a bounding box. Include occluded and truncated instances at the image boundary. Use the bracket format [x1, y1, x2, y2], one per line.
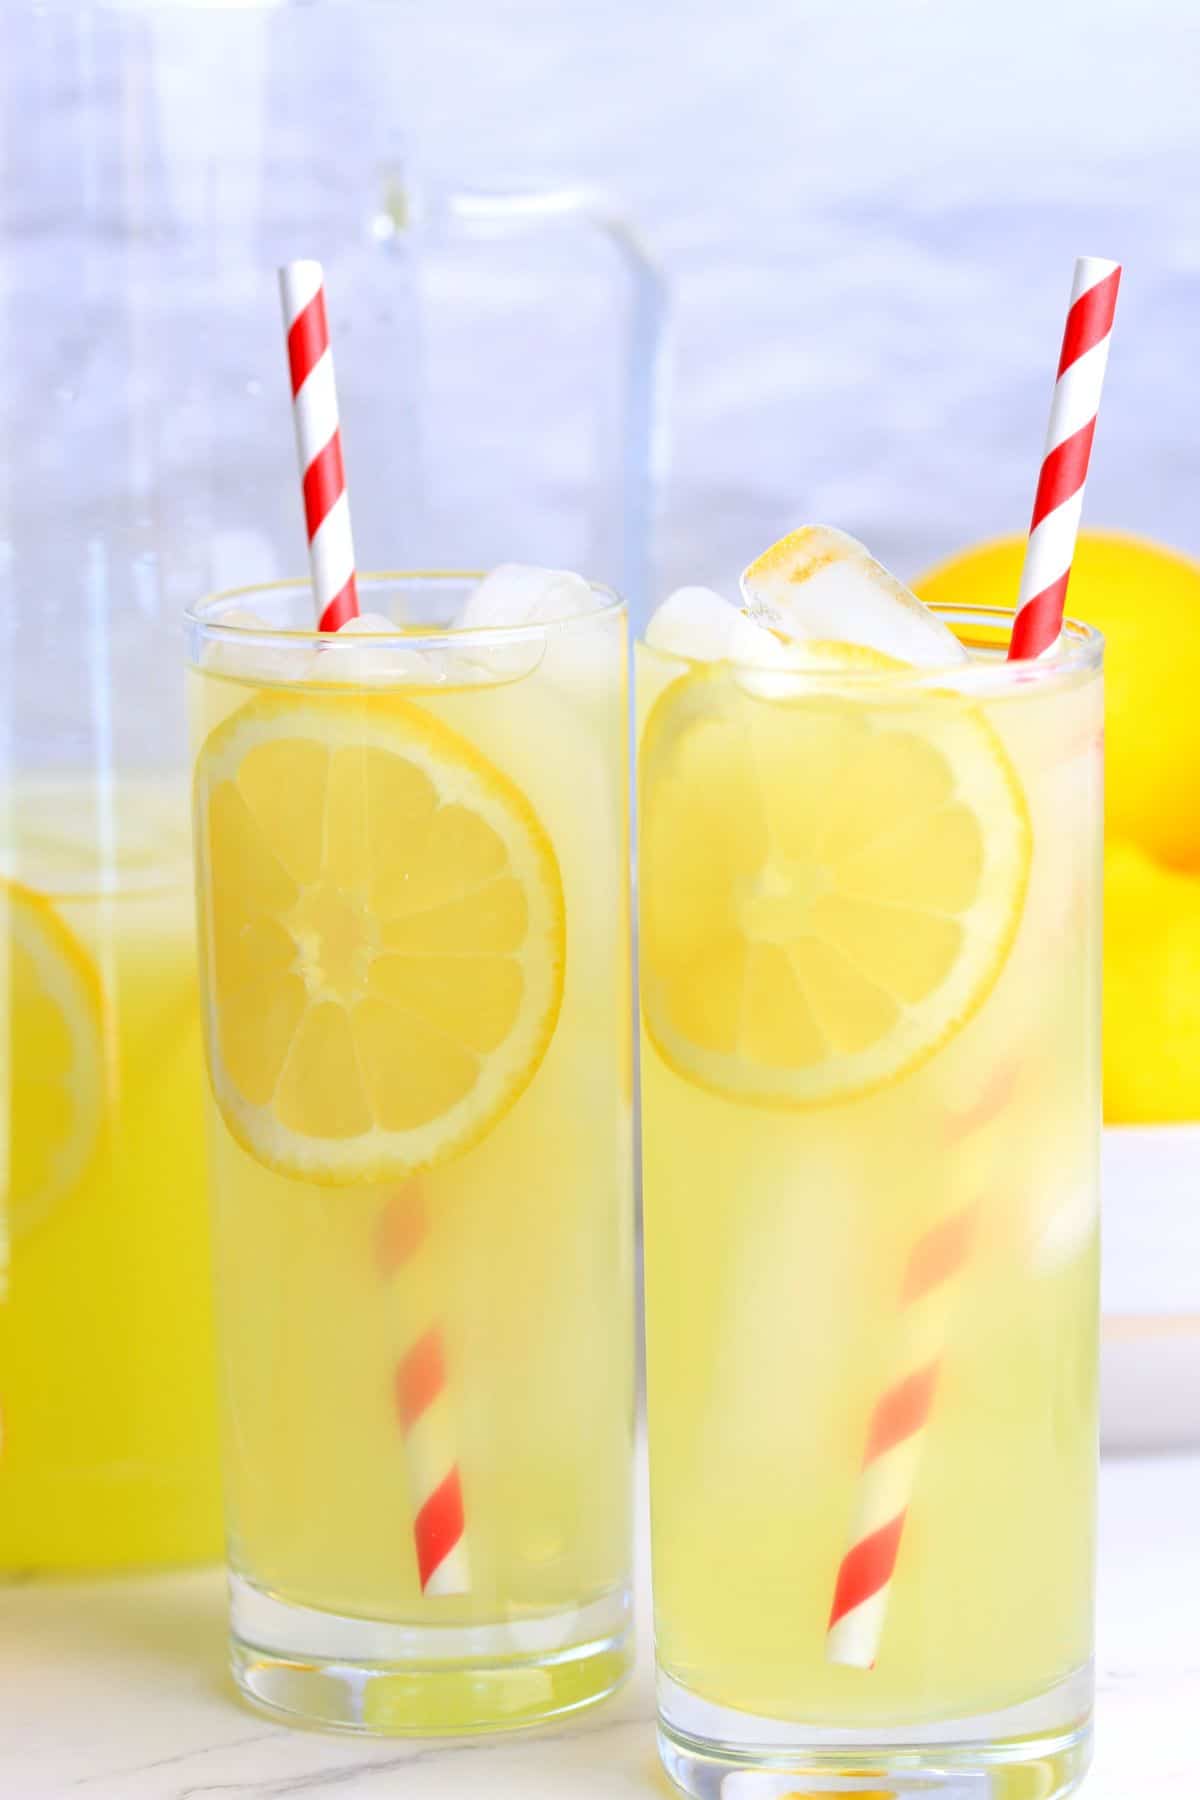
[186, 575, 634, 1733]
[638, 607, 1102, 1798]
[0, 0, 659, 1578]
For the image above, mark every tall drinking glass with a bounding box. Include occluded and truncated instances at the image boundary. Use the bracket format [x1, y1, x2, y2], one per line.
[1, 0, 658, 1577]
[638, 608, 1102, 1797]
[187, 575, 633, 1733]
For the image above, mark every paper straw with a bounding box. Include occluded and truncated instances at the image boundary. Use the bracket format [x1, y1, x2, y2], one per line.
[1008, 257, 1122, 661]
[825, 1066, 1019, 1669]
[826, 1200, 976, 1667]
[827, 262, 1119, 1663]
[377, 1185, 471, 1595]
[278, 260, 361, 632]
[277, 264, 469, 1594]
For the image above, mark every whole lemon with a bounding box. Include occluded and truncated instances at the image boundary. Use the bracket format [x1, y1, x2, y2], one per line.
[1103, 838, 1200, 1123]
[914, 531, 1200, 870]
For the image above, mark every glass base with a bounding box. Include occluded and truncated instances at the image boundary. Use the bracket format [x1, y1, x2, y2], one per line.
[657, 1665, 1092, 1799]
[229, 1575, 633, 1735]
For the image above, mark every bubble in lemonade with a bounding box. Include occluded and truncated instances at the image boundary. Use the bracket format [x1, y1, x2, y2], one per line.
[0, 779, 222, 1569]
[640, 530, 1099, 1781]
[188, 570, 633, 1732]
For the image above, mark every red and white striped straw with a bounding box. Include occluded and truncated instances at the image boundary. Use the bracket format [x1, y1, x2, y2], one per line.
[826, 262, 1120, 1666]
[277, 264, 469, 1595]
[826, 1200, 976, 1668]
[278, 260, 361, 632]
[825, 1067, 1019, 1669]
[1008, 256, 1122, 662]
[378, 1186, 471, 1595]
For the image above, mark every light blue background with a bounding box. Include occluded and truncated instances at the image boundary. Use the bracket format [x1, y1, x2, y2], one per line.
[5, 0, 1198, 623]
[396, 0, 1199, 594]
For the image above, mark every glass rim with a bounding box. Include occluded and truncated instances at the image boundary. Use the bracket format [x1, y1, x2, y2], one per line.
[637, 603, 1104, 694]
[185, 570, 626, 654]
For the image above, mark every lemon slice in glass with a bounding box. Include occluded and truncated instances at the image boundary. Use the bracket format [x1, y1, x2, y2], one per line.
[194, 693, 565, 1183]
[639, 661, 1030, 1107]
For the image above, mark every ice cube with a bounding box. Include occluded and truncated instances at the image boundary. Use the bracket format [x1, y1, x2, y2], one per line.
[219, 607, 271, 630]
[202, 608, 306, 685]
[728, 611, 840, 699]
[338, 611, 404, 633]
[1033, 1178, 1098, 1275]
[741, 526, 968, 668]
[644, 586, 787, 666]
[459, 563, 596, 630]
[645, 587, 738, 659]
[456, 564, 599, 684]
[313, 611, 440, 685]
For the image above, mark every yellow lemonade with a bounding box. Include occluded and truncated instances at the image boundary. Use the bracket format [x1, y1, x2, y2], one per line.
[639, 614, 1101, 1765]
[187, 578, 633, 1733]
[0, 779, 221, 1569]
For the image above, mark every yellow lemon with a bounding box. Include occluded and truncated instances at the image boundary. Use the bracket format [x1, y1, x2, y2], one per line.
[1, 880, 106, 1245]
[914, 531, 1200, 869]
[1104, 838, 1200, 1123]
[194, 692, 565, 1183]
[638, 660, 1030, 1107]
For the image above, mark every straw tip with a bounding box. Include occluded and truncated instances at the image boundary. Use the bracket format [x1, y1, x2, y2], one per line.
[278, 259, 326, 310]
[1075, 255, 1122, 287]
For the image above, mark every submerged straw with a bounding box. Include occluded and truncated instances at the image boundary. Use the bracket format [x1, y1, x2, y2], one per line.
[1008, 256, 1121, 661]
[377, 1185, 471, 1596]
[825, 1061, 1022, 1668]
[826, 1198, 977, 1668]
[277, 263, 470, 1595]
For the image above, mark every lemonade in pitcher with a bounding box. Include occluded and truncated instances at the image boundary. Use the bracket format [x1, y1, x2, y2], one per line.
[0, 779, 221, 1569]
[639, 530, 1101, 1799]
[187, 572, 633, 1733]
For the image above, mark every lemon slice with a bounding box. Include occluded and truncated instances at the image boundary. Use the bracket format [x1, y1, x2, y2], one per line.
[1, 880, 106, 1244]
[639, 662, 1030, 1106]
[194, 692, 566, 1183]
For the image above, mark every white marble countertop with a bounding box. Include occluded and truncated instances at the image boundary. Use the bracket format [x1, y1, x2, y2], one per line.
[0, 1451, 1194, 1799]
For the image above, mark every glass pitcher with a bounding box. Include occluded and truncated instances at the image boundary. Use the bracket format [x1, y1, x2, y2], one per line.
[0, 0, 661, 1573]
